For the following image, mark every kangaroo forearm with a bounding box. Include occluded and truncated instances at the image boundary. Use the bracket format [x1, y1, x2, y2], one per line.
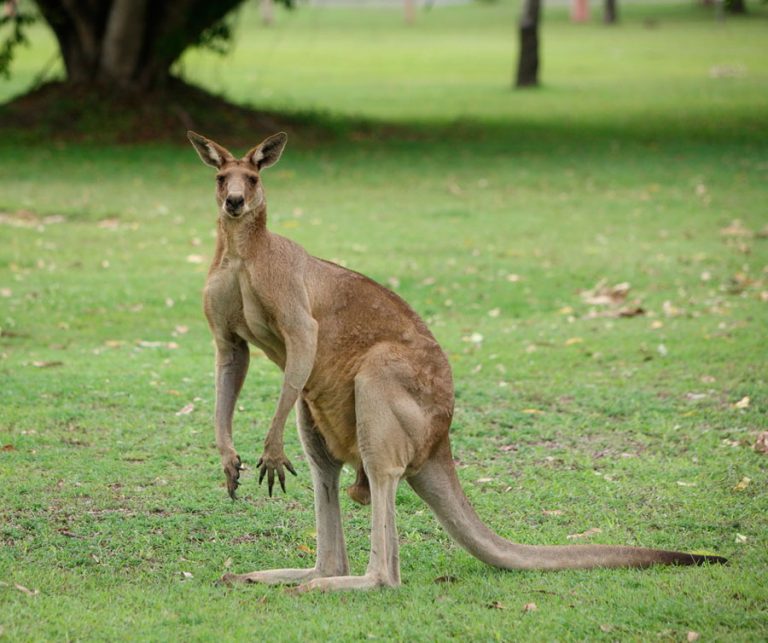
[214, 342, 249, 454]
[264, 326, 317, 451]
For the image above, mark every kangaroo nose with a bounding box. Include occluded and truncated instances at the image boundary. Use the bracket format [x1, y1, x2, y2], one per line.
[226, 195, 244, 211]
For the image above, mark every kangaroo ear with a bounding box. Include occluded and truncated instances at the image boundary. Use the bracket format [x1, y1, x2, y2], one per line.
[187, 131, 233, 169]
[245, 132, 288, 170]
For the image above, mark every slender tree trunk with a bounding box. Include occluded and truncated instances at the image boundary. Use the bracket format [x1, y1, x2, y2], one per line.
[404, 0, 416, 25]
[515, 0, 541, 88]
[603, 0, 618, 24]
[261, 0, 274, 26]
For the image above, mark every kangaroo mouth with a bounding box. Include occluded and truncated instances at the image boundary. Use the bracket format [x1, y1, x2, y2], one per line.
[224, 205, 244, 218]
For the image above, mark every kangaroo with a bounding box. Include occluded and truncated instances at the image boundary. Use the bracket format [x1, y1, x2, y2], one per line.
[188, 131, 726, 592]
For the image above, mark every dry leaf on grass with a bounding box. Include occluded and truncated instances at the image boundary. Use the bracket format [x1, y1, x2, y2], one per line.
[522, 602, 538, 612]
[754, 431, 768, 454]
[31, 361, 63, 368]
[687, 631, 701, 642]
[719, 219, 753, 238]
[1, 444, 15, 452]
[487, 601, 505, 610]
[14, 583, 39, 596]
[175, 403, 195, 416]
[733, 476, 751, 491]
[542, 509, 564, 516]
[580, 280, 630, 306]
[567, 527, 602, 540]
[733, 396, 750, 409]
[433, 575, 458, 584]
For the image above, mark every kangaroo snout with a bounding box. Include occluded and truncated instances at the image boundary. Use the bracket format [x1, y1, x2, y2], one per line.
[225, 194, 245, 214]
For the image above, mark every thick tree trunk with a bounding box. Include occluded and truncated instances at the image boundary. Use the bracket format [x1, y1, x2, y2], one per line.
[603, 0, 618, 24]
[515, 0, 541, 88]
[34, 0, 245, 91]
[725, 0, 746, 13]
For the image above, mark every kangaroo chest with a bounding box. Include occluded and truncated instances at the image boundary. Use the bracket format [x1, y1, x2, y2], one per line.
[204, 259, 286, 366]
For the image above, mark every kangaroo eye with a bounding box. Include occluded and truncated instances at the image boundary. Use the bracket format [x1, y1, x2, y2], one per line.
[216, 175, 226, 186]
[248, 176, 258, 187]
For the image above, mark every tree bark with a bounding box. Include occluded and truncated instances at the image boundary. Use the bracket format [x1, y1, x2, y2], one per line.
[603, 0, 618, 24]
[34, 0, 246, 91]
[515, 0, 541, 88]
[725, 0, 746, 13]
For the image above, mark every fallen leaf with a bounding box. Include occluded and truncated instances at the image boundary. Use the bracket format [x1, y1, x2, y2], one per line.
[433, 575, 458, 584]
[487, 601, 505, 610]
[754, 431, 768, 454]
[175, 403, 195, 416]
[733, 476, 751, 491]
[181, 571, 193, 579]
[542, 509, 564, 516]
[734, 396, 750, 409]
[522, 602, 538, 612]
[677, 481, 697, 487]
[224, 557, 233, 568]
[565, 337, 583, 346]
[521, 409, 543, 415]
[617, 306, 645, 318]
[735, 533, 748, 544]
[1, 444, 15, 452]
[719, 219, 752, 237]
[567, 527, 602, 540]
[186, 254, 205, 264]
[687, 632, 701, 642]
[580, 280, 630, 306]
[31, 360, 63, 368]
[662, 300, 683, 317]
[498, 444, 517, 452]
[488, 308, 501, 318]
[297, 544, 315, 555]
[600, 624, 614, 633]
[14, 584, 39, 596]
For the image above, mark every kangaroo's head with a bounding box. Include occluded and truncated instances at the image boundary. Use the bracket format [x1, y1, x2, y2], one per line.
[187, 131, 287, 220]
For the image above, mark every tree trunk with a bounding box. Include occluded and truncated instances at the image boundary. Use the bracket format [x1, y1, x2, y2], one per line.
[515, 0, 541, 88]
[725, 0, 746, 13]
[261, 0, 274, 26]
[404, 0, 416, 25]
[34, 0, 246, 92]
[603, 0, 618, 24]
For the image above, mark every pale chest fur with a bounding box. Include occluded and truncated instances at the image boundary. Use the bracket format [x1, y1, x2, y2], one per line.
[204, 258, 286, 366]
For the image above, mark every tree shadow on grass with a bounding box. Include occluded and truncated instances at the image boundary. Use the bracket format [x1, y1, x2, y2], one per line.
[1, 78, 765, 152]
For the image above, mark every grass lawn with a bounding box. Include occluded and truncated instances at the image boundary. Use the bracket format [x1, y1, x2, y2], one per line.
[1, 1, 767, 640]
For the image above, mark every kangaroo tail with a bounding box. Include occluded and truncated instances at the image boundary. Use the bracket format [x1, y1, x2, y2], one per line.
[406, 440, 727, 570]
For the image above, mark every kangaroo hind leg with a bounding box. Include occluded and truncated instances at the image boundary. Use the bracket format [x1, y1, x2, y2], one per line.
[298, 365, 425, 591]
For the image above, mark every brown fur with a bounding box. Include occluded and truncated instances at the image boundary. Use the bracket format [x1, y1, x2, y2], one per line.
[188, 131, 726, 592]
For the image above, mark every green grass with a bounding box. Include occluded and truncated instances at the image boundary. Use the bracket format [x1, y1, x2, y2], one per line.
[1, 1, 767, 640]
